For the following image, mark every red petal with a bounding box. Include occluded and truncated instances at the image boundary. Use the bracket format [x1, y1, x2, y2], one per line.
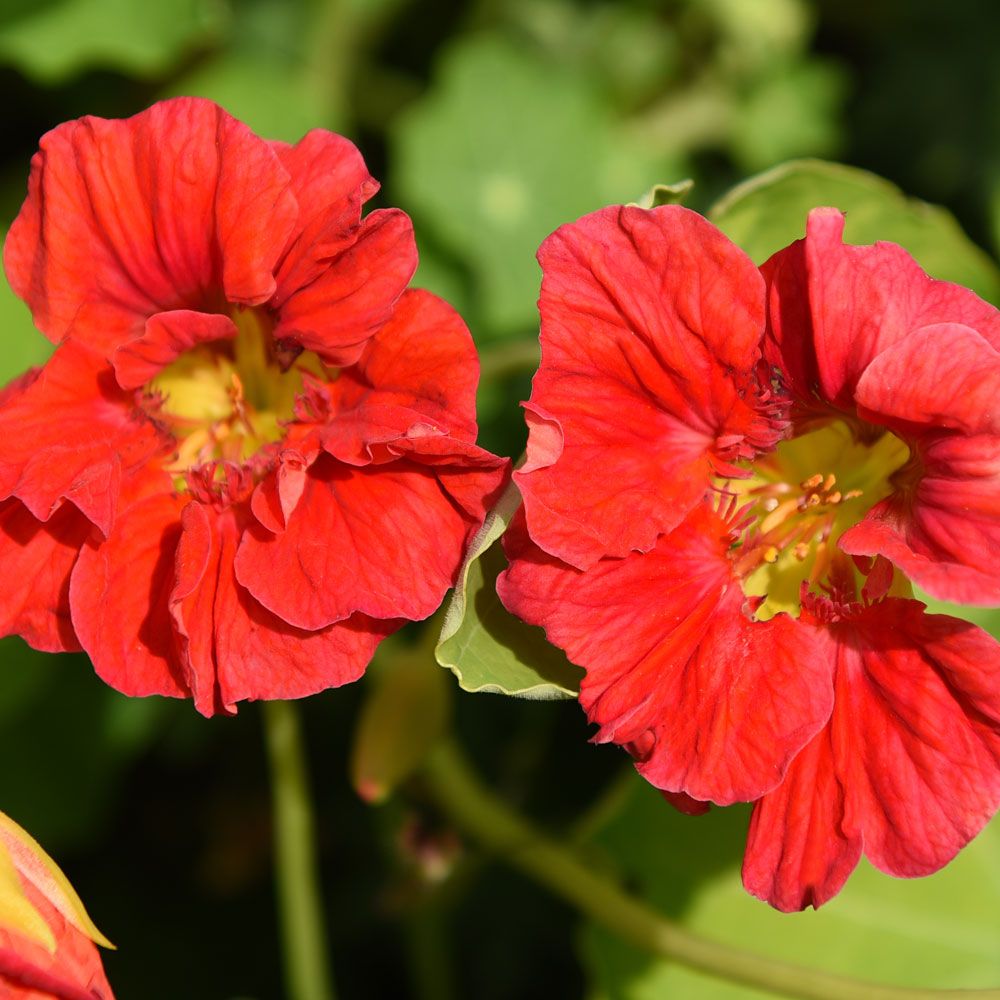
[840, 433, 1000, 605]
[0, 884, 113, 1000]
[272, 130, 378, 302]
[171, 501, 398, 716]
[839, 323, 1000, 604]
[69, 472, 187, 699]
[236, 454, 496, 630]
[659, 789, 711, 817]
[764, 208, 1000, 412]
[747, 598, 1000, 910]
[275, 209, 417, 367]
[0, 500, 90, 652]
[0, 340, 167, 534]
[317, 289, 481, 464]
[4, 97, 297, 351]
[743, 724, 861, 911]
[826, 600, 1000, 879]
[855, 323, 1000, 435]
[113, 310, 237, 389]
[499, 505, 833, 804]
[518, 205, 774, 569]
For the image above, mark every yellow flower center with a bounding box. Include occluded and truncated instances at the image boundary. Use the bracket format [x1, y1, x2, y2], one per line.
[726, 420, 911, 619]
[150, 308, 327, 476]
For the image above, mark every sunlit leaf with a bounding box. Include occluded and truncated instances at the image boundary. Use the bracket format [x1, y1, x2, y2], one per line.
[710, 160, 1000, 304]
[0, 0, 227, 83]
[436, 480, 583, 700]
[582, 773, 1000, 998]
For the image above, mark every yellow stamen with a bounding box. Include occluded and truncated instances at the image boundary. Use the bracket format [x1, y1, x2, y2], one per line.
[760, 498, 799, 534]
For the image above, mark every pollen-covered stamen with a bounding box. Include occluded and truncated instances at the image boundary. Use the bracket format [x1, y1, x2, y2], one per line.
[719, 419, 911, 618]
[144, 307, 329, 483]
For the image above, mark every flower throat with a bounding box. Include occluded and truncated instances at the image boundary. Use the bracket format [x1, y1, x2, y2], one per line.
[148, 307, 327, 476]
[722, 419, 911, 619]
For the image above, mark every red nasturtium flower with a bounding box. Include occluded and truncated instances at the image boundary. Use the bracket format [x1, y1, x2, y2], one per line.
[0, 98, 508, 716]
[0, 810, 114, 999]
[498, 205, 1000, 910]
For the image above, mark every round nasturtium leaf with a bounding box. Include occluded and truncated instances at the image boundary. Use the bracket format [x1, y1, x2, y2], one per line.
[709, 159, 1000, 305]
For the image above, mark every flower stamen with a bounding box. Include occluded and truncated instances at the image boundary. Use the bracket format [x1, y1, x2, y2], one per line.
[717, 419, 911, 619]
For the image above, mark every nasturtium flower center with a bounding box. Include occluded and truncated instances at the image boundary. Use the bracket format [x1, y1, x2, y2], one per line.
[150, 308, 327, 473]
[727, 420, 911, 619]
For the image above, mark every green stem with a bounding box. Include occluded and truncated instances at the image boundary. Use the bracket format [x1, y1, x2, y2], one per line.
[421, 740, 1000, 1000]
[263, 701, 336, 1000]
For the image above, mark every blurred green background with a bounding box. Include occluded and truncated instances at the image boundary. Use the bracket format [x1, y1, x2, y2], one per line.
[1, 0, 999, 997]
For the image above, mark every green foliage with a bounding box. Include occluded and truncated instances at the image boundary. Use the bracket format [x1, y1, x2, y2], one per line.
[710, 160, 1000, 304]
[436, 480, 583, 700]
[0, 0, 226, 82]
[0, 639, 175, 850]
[350, 646, 451, 804]
[392, 34, 671, 334]
[582, 774, 1000, 998]
[914, 589, 1000, 642]
[0, 235, 51, 383]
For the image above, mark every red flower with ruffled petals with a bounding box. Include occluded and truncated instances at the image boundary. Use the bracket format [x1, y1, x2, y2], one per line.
[0, 98, 508, 716]
[499, 204, 1000, 909]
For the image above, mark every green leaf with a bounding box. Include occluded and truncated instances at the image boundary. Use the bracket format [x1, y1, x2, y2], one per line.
[0, 0, 227, 83]
[162, 51, 331, 144]
[630, 179, 694, 209]
[436, 480, 583, 700]
[913, 588, 1000, 642]
[393, 34, 674, 333]
[582, 773, 1000, 998]
[0, 232, 51, 385]
[710, 160, 1000, 304]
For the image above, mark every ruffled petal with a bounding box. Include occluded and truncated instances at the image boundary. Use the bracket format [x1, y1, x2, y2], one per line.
[837, 322, 1000, 604]
[69, 472, 187, 699]
[0, 500, 90, 653]
[747, 598, 1000, 910]
[275, 209, 417, 367]
[171, 501, 399, 716]
[855, 323, 1000, 435]
[764, 208, 1000, 412]
[743, 724, 861, 911]
[236, 452, 500, 631]
[840, 432, 1000, 605]
[271, 129, 378, 302]
[825, 599, 1000, 878]
[518, 204, 776, 569]
[4, 97, 297, 351]
[0, 340, 167, 534]
[499, 505, 832, 804]
[316, 289, 481, 463]
[113, 310, 237, 389]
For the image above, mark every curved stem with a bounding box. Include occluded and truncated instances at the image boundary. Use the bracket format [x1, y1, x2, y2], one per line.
[263, 701, 336, 1000]
[421, 740, 1000, 1000]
